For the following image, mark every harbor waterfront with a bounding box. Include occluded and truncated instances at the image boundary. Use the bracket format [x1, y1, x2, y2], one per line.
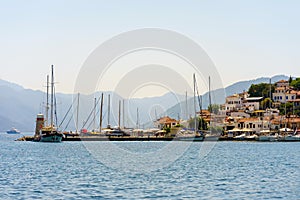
[17, 134, 300, 142]
[1, 132, 299, 199]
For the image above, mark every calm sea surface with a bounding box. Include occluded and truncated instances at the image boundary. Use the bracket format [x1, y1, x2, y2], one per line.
[0, 132, 299, 199]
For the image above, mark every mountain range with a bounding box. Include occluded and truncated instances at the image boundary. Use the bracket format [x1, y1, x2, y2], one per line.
[0, 75, 288, 131]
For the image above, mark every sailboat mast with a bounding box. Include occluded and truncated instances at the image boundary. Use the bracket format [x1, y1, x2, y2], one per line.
[136, 107, 139, 129]
[209, 76, 212, 113]
[93, 97, 96, 131]
[284, 86, 287, 130]
[123, 99, 125, 128]
[269, 78, 272, 108]
[185, 91, 188, 120]
[269, 78, 272, 131]
[99, 93, 104, 133]
[108, 94, 110, 126]
[46, 75, 49, 126]
[118, 100, 121, 129]
[76, 93, 80, 134]
[193, 73, 197, 134]
[50, 65, 54, 132]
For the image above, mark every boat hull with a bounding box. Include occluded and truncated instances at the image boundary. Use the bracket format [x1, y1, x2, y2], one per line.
[282, 135, 300, 141]
[177, 136, 204, 141]
[40, 134, 63, 142]
[6, 131, 20, 134]
[258, 136, 277, 142]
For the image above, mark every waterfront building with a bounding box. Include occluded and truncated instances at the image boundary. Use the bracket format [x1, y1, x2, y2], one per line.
[155, 116, 178, 130]
[237, 117, 270, 133]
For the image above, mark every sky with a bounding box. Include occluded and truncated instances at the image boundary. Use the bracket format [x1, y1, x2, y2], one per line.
[1, 0, 299, 97]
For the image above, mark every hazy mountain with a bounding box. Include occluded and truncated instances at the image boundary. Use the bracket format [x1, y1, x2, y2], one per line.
[0, 75, 289, 131]
[0, 81, 185, 131]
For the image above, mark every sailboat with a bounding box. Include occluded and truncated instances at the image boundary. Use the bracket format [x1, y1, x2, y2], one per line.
[177, 74, 204, 141]
[203, 76, 220, 141]
[35, 65, 64, 142]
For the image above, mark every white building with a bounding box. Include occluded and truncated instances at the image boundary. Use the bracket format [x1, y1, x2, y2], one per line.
[237, 118, 270, 133]
[243, 97, 264, 111]
[273, 87, 297, 103]
[221, 92, 248, 114]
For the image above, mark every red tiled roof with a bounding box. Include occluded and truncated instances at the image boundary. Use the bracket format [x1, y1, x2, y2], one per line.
[157, 116, 177, 124]
[277, 80, 288, 83]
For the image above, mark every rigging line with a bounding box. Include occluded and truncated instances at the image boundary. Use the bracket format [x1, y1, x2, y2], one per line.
[87, 105, 101, 130]
[87, 107, 108, 130]
[194, 77, 202, 112]
[82, 97, 101, 129]
[96, 110, 108, 130]
[54, 86, 58, 127]
[58, 95, 78, 129]
[63, 115, 73, 132]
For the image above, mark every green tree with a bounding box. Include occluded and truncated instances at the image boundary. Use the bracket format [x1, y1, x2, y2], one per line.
[289, 76, 293, 84]
[279, 102, 293, 117]
[260, 98, 273, 109]
[208, 104, 220, 114]
[290, 77, 300, 90]
[248, 83, 275, 98]
[188, 117, 208, 130]
[163, 127, 171, 133]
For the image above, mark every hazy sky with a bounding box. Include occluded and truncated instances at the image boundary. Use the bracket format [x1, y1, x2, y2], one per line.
[1, 0, 299, 97]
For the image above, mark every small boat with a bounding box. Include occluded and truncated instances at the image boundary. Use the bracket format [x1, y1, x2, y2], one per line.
[104, 129, 130, 137]
[39, 126, 64, 142]
[244, 134, 258, 141]
[233, 133, 246, 140]
[258, 132, 278, 142]
[282, 134, 300, 142]
[177, 135, 204, 141]
[6, 128, 20, 134]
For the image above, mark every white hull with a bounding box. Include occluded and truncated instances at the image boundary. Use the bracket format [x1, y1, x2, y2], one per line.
[282, 135, 300, 141]
[258, 135, 277, 142]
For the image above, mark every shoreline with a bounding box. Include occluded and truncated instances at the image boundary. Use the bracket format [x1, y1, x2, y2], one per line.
[16, 135, 300, 142]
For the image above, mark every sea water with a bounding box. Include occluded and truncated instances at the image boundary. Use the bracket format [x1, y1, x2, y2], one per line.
[0, 133, 299, 199]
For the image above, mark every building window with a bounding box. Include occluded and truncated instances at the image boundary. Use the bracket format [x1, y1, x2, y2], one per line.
[286, 96, 288, 100]
[253, 124, 255, 128]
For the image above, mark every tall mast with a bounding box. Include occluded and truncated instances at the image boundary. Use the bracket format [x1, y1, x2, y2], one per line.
[93, 97, 96, 131]
[185, 91, 188, 120]
[107, 94, 110, 127]
[123, 99, 125, 128]
[269, 78, 272, 131]
[50, 65, 54, 132]
[284, 86, 287, 131]
[76, 93, 80, 134]
[136, 107, 139, 129]
[208, 76, 212, 113]
[99, 93, 104, 133]
[269, 78, 272, 108]
[46, 75, 49, 126]
[118, 100, 121, 130]
[193, 73, 196, 134]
